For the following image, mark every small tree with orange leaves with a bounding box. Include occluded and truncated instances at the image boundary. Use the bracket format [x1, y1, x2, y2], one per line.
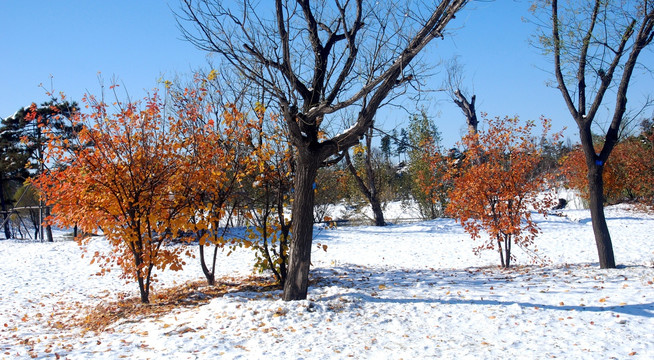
[446, 116, 558, 268]
[244, 109, 294, 285]
[32, 90, 194, 303]
[171, 75, 263, 286]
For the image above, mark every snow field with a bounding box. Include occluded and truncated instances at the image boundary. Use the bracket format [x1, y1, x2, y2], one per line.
[1, 204, 653, 359]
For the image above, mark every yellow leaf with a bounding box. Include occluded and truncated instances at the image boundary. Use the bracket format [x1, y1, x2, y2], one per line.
[207, 69, 219, 81]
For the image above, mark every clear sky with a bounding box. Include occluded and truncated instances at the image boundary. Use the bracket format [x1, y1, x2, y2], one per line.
[2, 1, 653, 148]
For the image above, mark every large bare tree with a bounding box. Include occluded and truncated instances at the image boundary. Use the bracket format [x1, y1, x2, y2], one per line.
[534, 0, 654, 268]
[177, 0, 468, 300]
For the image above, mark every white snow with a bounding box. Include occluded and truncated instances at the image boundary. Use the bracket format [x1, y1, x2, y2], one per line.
[1, 203, 653, 359]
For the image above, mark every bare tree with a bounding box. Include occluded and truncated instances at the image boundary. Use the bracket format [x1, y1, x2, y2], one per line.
[533, 0, 654, 268]
[177, 0, 468, 300]
[444, 56, 478, 135]
[344, 125, 385, 226]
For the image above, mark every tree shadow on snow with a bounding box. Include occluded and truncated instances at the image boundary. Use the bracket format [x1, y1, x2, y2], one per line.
[310, 264, 654, 318]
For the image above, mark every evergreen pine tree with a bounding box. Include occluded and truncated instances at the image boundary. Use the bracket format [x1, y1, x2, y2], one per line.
[381, 134, 392, 161]
[1, 101, 80, 240]
[394, 128, 409, 162]
[407, 110, 448, 219]
[0, 114, 31, 239]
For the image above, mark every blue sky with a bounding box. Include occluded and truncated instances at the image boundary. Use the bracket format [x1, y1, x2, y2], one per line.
[1, 1, 206, 115]
[2, 1, 653, 148]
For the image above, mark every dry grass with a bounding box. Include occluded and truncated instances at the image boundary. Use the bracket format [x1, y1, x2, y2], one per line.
[61, 275, 280, 334]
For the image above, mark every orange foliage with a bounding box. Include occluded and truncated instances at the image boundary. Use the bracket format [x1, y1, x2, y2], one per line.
[446, 116, 558, 268]
[174, 85, 263, 285]
[246, 112, 294, 284]
[560, 134, 654, 204]
[32, 73, 280, 301]
[413, 135, 451, 219]
[32, 91, 195, 303]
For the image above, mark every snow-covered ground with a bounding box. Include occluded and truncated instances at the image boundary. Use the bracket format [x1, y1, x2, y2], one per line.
[1, 204, 653, 359]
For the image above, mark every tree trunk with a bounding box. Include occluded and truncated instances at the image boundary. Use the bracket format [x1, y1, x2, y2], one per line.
[587, 163, 616, 268]
[199, 244, 216, 286]
[505, 235, 512, 268]
[260, 210, 283, 284]
[282, 150, 319, 301]
[364, 130, 385, 226]
[278, 229, 288, 284]
[370, 196, 385, 227]
[138, 275, 149, 304]
[453, 90, 478, 136]
[497, 236, 505, 268]
[45, 227, 53, 242]
[135, 256, 150, 304]
[0, 183, 12, 239]
[344, 145, 385, 226]
[277, 190, 290, 285]
[45, 228, 53, 242]
[43, 204, 53, 242]
[578, 122, 617, 269]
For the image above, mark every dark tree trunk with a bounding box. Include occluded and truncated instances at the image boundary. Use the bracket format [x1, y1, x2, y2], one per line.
[587, 162, 616, 268]
[260, 209, 283, 284]
[134, 253, 150, 304]
[344, 129, 385, 226]
[277, 189, 290, 285]
[44, 204, 53, 242]
[278, 228, 289, 283]
[45, 224, 53, 242]
[0, 184, 12, 239]
[578, 124, 616, 269]
[142, 264, 154, 304]
[138, 275, 149, 304]
[282, 151, 319, 301]
[497, 235, 505, 268]
[345, 153, 385, 225]
[369, 196, 385, 227]
[364, 131, 385, 226]
[504, 235, 512, 268]
[453, 89, 478, 135]
[199, 244, 216, 286]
